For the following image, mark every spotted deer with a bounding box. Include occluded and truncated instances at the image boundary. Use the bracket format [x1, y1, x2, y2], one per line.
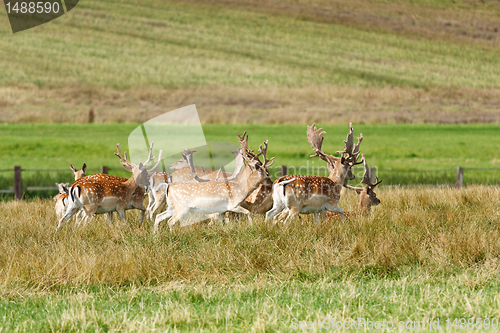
[146, 149, 243, 219]
[265, 123, 362, 224]
[145, 153, 222, 219]
[153, 133, 274, 232]
[56, 144, 161, 231]
[70, 159, 150, 226]
[238, 177, 274, 214]
[53, 183, 69, 220]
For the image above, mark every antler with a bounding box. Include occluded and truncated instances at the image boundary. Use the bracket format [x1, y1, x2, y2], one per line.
[115, 141, 163, 172]
[182, 148, 211, 183]
[361, 154, 382, 188]
[238, 131, 263, 162]
[337, 123, 363, 166]
[307, 123, 331, 164]
[237, 131, 250, 155]
[115, 143, 134, 171]
[143, 142, 163, 173]
[258, 140, 275, 168]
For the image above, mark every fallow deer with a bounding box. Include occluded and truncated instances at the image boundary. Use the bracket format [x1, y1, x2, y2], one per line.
[265, 123, 362, 224]
[70, 157, 151, 226]
[56, 144, 162, 231]
[144, 153, 221, 219]
[153, 133, 274, 232]
[344, 154, 382, 212]
[53, 183, 69, 220]
[146, 149, 243, 219]
[238, 177, 274, 214]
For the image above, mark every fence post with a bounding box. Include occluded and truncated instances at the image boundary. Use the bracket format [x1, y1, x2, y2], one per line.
[280, 165, 287, 177]
[14, 166, 22, 200]
[88, 108, 95, 123]
[456, 167, 463, 188]
[101, 166, 109, 174]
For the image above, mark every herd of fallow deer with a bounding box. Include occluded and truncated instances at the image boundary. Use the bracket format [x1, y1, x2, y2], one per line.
[53, 123, 382, 232]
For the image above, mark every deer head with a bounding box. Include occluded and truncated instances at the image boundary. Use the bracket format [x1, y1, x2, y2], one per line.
[169, 156, 188, 170]
[346, 154, 382, 210]
[115, 141, 163, 180]
[70, 163, 87, 180]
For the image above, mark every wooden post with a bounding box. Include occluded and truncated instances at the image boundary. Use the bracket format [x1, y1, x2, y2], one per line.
[456, 167, 463, 188]
[280, 165, 287, 177]
[88, 108, 95, 123]
[101, 166, 109, 174]
[14, 166, 22, 200]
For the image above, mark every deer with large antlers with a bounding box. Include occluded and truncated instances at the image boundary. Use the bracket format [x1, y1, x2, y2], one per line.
[56, 143, 162, 231]
[265, 123, 363, 224]
[153, 132, 274, 232]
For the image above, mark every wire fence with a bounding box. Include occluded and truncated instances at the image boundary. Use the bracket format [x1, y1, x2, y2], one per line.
[1, 165, 500, 200]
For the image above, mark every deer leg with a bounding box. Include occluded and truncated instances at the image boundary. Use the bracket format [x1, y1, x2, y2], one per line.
[106, 212, 113, 226]
[149, 185, 168, 219]
[326, 204, 344, 221]
[75, 209, 85, 226]
[313, 212, 320, 225]
[117, 209, 127, 224]
[265, 203, 285, 222]
[283, 207, 299, 224]
[149, 196, 166, 219]
[146, 188, 155, 213]
[229, 206, 252, 224]
[138, 209, 145, 227]
[153, 205, 175, 233]
[167, 207, 189, 230]
[57, 204, 81, 231]
[276, 209, 289, 223]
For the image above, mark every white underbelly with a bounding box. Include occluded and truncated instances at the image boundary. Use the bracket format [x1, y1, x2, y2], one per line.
[190, 197, 229, 213]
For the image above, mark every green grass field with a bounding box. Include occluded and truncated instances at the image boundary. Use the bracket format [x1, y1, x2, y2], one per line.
[0, 122, 499, 199]
[2, 187, 500, 331]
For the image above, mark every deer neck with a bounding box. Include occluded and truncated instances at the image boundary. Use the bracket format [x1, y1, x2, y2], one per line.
[358, 191, 369, 212]
[328, 163, 348, 185]
[227, 164, 264, 202]
[123, 174, 140, 193]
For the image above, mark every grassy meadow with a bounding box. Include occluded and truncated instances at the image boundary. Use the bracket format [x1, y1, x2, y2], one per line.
[2, 186, 500, 331]
[2, 0, 500, 330]
[0, 122, 499, 199]
[0, 0, 500, 123]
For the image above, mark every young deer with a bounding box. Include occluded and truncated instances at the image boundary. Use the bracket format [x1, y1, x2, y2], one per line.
[57, 145, 161, 231]
[266, 123, 362, 224]
[153, 133, 274, 232]
[53, 183, 69, 220]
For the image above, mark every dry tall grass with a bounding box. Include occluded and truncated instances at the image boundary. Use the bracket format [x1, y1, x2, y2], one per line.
[1, 186, 500, 293]
[2, 85, 500, 124]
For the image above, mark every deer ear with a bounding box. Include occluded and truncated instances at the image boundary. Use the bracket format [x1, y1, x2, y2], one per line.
[82, 163, 87, 173]
[70, 164, 76, 172]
